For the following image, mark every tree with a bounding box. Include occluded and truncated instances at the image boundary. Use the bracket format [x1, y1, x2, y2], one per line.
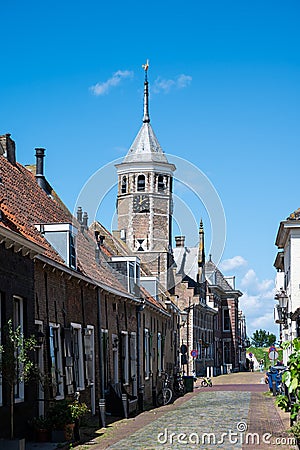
[276, 338, 300, 421]
[251, 329, 276, 348]
[0, 319, 36, 439]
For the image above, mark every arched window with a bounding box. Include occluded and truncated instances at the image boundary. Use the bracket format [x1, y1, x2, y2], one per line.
[137, 174, 145, 191]
[121, 176, 127, 194]
[158, 175, 165, 192]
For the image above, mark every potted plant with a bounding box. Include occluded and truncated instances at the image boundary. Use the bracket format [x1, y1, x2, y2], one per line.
[276, 339, 300, 421]
[0, 319, 37, 449]
[289, 421, 300, 448]
[31, 416, 51, 443]
[48, 399, 89, 442]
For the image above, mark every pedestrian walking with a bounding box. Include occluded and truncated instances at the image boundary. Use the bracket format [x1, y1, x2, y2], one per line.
[259, 359, 264, 372]
[249, 359, 254, 372]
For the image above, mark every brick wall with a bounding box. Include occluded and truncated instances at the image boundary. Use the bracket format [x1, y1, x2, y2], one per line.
[0, 243, 35, 439]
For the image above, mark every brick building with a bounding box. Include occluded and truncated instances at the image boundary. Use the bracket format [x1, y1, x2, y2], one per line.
[0, 63, 249, 441]
[0, 134, 180, 439]
[173, 225, 246, 375]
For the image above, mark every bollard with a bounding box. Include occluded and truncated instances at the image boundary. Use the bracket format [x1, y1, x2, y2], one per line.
[122, 393, 128, 418]
[152, 386, 157, 407]
[138, 385, 144, 412]
[272, 380, 276, 396]
[99, 399, 106, 428]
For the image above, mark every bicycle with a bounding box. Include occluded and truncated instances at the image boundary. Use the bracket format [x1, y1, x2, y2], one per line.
[157, 372, 173, 406]
[173, 369, 186, 396]
[201, 376, 213, 387]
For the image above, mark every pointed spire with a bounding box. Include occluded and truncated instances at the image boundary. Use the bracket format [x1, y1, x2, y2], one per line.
[198, 219, 205, 266]
[142, 59, 150, 123]
[197, 219, 206, 287]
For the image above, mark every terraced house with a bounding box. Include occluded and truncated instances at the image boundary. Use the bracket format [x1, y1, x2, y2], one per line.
[0, 134, 179, 440]
[0, 65, 247, 441]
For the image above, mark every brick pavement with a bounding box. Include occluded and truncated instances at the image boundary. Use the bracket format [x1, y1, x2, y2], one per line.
[73, 372, 297, 450]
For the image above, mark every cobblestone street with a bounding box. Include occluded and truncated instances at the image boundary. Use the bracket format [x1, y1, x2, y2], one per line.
[81, 372, 297, 450]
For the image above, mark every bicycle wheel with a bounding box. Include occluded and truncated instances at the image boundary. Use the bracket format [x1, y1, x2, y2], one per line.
[157, 388, 172, 406]
[163, 388, 173, 405]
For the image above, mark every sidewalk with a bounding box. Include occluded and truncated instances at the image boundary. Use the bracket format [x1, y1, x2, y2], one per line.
[26, 372, 297, 450]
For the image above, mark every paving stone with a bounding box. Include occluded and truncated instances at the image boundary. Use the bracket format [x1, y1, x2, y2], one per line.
[107, 391, 250, 449]
[78, 373, 297, 450]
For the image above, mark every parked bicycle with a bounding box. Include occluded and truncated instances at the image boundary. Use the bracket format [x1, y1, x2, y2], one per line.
[200, 376, 213, 387]
[157, 372, 173, 406]
[173, 369, 186, 396]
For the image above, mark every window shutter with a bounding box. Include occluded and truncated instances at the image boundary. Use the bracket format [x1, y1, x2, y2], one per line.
[63, 328, 74, 394]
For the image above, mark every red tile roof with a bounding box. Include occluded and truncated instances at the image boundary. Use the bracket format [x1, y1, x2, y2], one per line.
[0, 155, 128, 294]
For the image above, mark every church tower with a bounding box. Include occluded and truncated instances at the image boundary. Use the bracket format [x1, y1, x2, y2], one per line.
[115, 62, 176, 291]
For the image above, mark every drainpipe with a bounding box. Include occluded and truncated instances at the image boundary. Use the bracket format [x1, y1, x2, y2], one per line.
[136, 301, 145, 412]
[97, 287, 106, 427]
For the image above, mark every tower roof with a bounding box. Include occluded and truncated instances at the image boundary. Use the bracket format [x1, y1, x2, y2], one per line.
[123, 122, 169, 164]
[122, 61, 170, 166]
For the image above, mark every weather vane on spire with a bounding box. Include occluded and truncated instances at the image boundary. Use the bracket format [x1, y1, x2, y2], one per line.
[142, 59, 149, 81]
[142, 59, 150, 123]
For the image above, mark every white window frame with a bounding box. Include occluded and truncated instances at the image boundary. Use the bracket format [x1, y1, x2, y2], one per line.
[144, 328, 150, 380]
[84, 325, 95, 414]
[129, 332, 137, 395]
[35, 320, 44, 417]
[121, 331, 129, 385]
[13, 296, 24, 403]
[71, 323, 85, 391]
[49, 323, 64, 400]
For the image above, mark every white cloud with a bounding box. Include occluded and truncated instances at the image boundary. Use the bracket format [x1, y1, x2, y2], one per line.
[177, 74, 193, 88]
[219, 255, 247, 272]
[251, 311, 274, 330]
[240, 293, 261, 311]
[239, 277, 277, 339]
[241, 269, 273, 294]
[153, 74, 192, 93]
[90, 70, 134, 96]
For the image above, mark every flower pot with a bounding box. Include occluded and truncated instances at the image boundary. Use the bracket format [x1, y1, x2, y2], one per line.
[35, 429, 50, 443]
[64, 423, 75, 441]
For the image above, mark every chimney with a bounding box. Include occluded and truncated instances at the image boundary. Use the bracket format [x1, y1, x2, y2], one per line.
[82, 211, 88, 230]
[77, 206, 83, 223]
[35, 148, 48, 192]
[95, 245, 100, 263]
[175, 236, 185, 247]
[0, 134, 16, 165]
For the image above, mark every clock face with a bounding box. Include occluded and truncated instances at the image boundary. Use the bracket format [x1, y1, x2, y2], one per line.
[133, 194, 150, 213]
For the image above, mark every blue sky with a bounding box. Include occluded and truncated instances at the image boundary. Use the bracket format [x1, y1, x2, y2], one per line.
[1, 0, 300, 339]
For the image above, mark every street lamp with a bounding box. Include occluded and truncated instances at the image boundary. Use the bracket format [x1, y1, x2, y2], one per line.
[180, 310, 188, 327]
[244, 338, 251, 348]
[275, 289, 288, 326]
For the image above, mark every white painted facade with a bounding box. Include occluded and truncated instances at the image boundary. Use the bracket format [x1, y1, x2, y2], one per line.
[274, 218, 300, 363]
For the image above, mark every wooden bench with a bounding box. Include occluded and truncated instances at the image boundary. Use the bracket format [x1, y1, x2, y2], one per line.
[106, 383, 138, 418]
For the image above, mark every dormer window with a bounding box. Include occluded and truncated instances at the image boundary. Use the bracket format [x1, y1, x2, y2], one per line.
[137, 175, 145, 192]
[35, 223, 77, 269]
[121, 176, 127, 194]
[108, 256, 140, 296]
